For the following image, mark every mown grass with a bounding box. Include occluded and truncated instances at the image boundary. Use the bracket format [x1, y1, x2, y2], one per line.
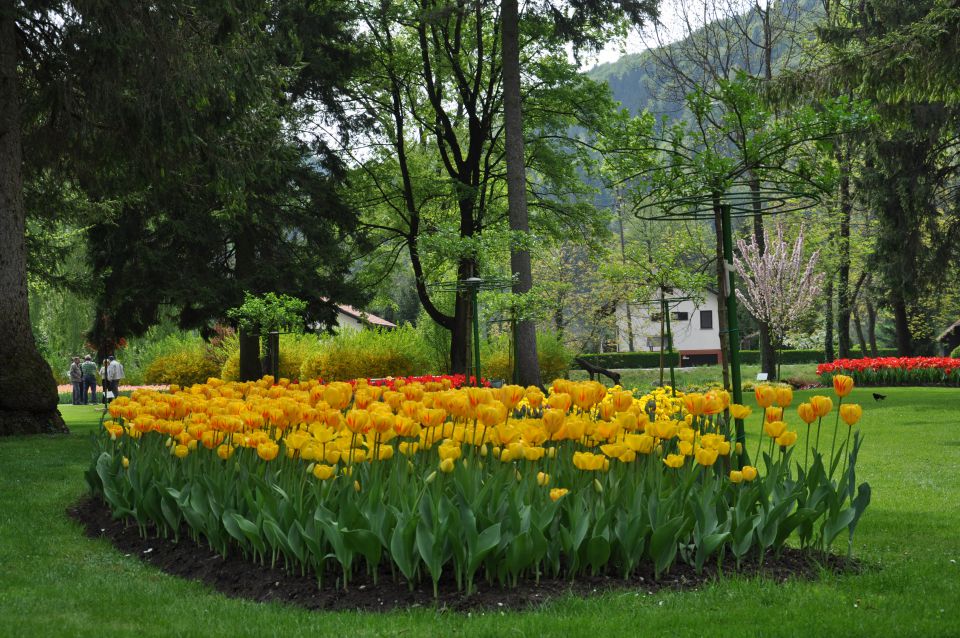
[1, 387, 958, 637]
[570, 363, 822, 392]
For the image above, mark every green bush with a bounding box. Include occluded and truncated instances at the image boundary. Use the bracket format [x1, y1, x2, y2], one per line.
[951, 345, 960, 358]
[300, 325, 435, 381]
[143, 349, 221, 386]
[482, 330, 572, 382]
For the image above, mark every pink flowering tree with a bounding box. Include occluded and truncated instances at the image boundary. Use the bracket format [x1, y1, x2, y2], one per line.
[735, 223, 824, 378]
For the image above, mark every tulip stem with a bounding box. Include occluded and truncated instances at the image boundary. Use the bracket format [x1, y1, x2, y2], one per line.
[804, 422, 811, 470]
[838, 427, 853, 486]
[829, 398, 843, 479]
[754, 412, 765, 466]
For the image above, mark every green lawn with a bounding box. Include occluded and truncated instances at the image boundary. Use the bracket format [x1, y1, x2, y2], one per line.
[1, 387, 958, 637]
[570, 363, 822, 391]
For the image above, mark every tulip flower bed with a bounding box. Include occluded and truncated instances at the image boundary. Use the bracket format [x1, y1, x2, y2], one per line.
[818, 356, 960, 386]
[87, 375, 870, 598]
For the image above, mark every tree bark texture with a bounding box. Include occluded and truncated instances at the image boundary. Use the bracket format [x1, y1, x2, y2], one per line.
[824, 276, 835, 362]
[0, 4, 67, 435]
[234, 229, 262, 382]
[836, 143, 853, 358]
[892, 297, 912, 356]
[501, 0, 542, 388]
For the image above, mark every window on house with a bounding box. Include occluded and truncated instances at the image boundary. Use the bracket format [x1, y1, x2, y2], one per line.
[650, 313, 662, 323]
[700, 310, 713, 329]
[671, 311, 689, 321]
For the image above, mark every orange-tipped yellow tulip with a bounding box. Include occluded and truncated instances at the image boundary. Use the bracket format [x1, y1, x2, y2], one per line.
[810, 395, 833, 417]
[832, 374, 854, 398]
[755, 385, 776, 408]
[797, 402, 817, 424]
[741, 465, 758, 481]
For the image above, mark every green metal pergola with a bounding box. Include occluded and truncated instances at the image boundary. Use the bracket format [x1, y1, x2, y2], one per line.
[628, 292, 700, 396]
[428, 276, 516, 385]
[635, 185, 821, 460]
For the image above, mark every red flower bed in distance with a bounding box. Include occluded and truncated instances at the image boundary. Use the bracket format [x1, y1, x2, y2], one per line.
[818, 356, 960, 386]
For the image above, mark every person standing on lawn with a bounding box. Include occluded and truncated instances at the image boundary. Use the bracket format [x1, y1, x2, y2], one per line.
[69, 357, 82, 405]
[80, 355, 98, 404]
[99, 359, 109, 405]
[106, 355, 125, 399]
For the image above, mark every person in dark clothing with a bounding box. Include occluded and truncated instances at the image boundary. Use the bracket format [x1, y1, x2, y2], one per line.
[80, 355, 98, 404]
[69, 357, 82, 405]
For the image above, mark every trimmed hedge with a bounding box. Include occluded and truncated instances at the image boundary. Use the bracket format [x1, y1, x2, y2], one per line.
[573, 348, 899, 370]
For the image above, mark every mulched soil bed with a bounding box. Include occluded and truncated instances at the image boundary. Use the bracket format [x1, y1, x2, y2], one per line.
[68, 496, 857, 612]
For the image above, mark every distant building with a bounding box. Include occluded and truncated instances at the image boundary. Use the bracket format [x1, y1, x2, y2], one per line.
[333, 303, 397, 332]
[615, 289, 722, 365]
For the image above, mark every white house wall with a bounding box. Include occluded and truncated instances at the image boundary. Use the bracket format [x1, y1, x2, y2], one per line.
[615, 294, 721, 354]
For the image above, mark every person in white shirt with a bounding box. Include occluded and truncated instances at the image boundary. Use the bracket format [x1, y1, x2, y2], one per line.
[106, 356, 125, 398]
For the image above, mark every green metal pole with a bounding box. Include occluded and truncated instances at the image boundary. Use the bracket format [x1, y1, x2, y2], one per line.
[471, 287, 482, 386]
[720, 204, 745, 461]
[665, 300, 676, 396]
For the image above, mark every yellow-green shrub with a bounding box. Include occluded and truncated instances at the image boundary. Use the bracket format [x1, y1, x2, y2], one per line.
[220, 334, 323, 381]
[482, 330, 571, 382]
[300, 325, 434, 381]
[144, 350, 221, 386]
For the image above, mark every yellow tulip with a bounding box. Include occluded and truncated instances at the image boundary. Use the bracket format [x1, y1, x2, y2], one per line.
[174, 444, 189, 459]
[755, 385, 776, 408]
[774, 386, 793, 408]
[549, 488, 569, 501]
[257, 441, 279, 461]
[741, 465, 758, 481]
[764, 420, 788, 439]
[729, 404, 752, 420]
[312, 464, 335, 480]
[776, 431, 798, 447]
[439, 457, 455, 473]
[695, 446, 719, 466]
[729, 470, 743, 484]
[810, 395, 833, 417]
[537, 471, 550, 486]
[797, 402, 817, 424]
[832, 374, 854, 398]
[542, 409, 566, 436]
[678, 441, 694, 456]
[683, 393, 705, 416]
[663, 453, 685, 469]
[623, 433, 655, 454]
[840, 403, 863, 426]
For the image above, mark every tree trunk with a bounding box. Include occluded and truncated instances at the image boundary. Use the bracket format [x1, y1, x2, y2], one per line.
[853, 305, 868, 355]
[892, 296, 912, 356]
[824, 276, 835, 362]
[616, 190, 635, 351]
[866, 297, 878, 356]
[836, 143, 853, 358]
[501, 0, 542, 388]
[0, 5, 67, 435]
[234, 229, 262, 382]
[450, 259, 472, 375]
